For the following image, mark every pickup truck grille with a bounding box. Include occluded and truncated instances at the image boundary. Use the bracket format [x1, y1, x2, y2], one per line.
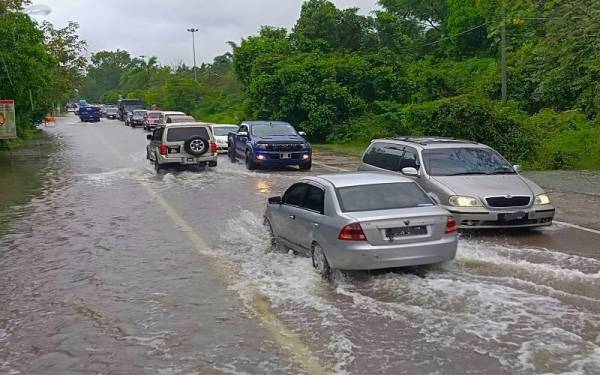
[485, 196, 531, 207]
[264, 144, 303, 152]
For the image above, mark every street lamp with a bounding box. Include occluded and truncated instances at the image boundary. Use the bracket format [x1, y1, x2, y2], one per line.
[186, 28, 199, 82]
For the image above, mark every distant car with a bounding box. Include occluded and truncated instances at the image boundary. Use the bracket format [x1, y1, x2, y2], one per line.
[104, 107, 118, 119]
[146, 122, 218, 172]
[117, 99, 144, 121]
[157, 111, 185, 127]
[130, 109, 148, 127]
[264, 173, 458, 277]
[210, 124, 238, 153]
[144, 111, 162, 130]
[166, 115, 196, 124]
[228, 121, 312, 170]
[358, 137, 555, 229]
[78, 106, 101, 122]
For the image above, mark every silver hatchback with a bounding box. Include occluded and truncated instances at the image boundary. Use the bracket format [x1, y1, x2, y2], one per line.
[264, 173, 458, 277]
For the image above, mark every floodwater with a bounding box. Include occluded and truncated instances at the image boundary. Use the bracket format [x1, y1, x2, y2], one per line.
[0, 116, 599, 374]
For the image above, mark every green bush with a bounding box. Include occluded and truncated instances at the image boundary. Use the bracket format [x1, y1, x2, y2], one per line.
[402, 95, 532, 162]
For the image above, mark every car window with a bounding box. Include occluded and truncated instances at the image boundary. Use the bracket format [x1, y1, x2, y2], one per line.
[212, 126, 235, 136]
[422, 147, 515, 176]
[166, 127, 210, 142]
[399, 146, 420, 170]
[283, 183, 308, 207]
[336, 182, 433, 212]
[363, 142, 403, 171]
[238, 125, 248, 133]
[153, 127, 164, 141]
[304, 185, 325, 214]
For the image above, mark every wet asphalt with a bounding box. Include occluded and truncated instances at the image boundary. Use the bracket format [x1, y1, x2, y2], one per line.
[0, 115, 599, 374]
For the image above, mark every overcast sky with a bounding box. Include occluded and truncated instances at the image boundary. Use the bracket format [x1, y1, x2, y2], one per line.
[32, 0, 380, 67]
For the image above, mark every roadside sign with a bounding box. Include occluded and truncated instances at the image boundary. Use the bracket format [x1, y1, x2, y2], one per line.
[0, 99, 16, 139]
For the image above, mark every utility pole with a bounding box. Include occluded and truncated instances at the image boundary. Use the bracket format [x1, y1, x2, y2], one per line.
[186, 28, 199, 82]
[501, 7, 508, 105]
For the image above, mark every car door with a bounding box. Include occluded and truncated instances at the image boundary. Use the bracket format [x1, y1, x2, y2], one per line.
[275, 183, 309, 249]
[291, 183, 325, 253]
[236, 124, 249, 157]
[150, 127, 164, 159]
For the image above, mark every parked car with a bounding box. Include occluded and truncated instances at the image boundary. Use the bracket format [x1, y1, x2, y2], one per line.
[104, 107, 118, 119]
[166, 115, 196, 124]
[130, 109, 148, 127]
[264, 172, 457, 277]
[144, 111, 162, 130]
[358, 137, 555, 229]
[146, 122, 218, 172]
[117, 99, 144, 121]
[210, 124, 238, 153]
[78, 106, 101, 122]
[228, 121, 311, 170]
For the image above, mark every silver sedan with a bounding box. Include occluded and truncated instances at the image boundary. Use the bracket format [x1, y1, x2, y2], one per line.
[264, 172, 458, 277]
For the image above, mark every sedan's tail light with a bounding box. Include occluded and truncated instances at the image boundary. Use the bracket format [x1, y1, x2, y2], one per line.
[445, 216, 458, 234]
[210, 142, 218, 154]
[159, 144, 167, 156]
[339, 223, 367, 241]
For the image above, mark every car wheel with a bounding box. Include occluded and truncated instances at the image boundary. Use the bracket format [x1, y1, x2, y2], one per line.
[184, 136, 210, 156]
[245, 150, 256, 170]
[154, 156, 162, 173]
[299, 161, 312, 171]
[311, 243, 330, 278]
[264, 218, 282, 252]
[228, 147, 236, 162]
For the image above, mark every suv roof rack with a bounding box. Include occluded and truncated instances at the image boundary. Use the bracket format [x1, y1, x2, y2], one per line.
[387, 136, 479, 146]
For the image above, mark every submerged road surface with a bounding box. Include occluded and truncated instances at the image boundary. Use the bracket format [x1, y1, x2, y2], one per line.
[1, 115, 599, 374]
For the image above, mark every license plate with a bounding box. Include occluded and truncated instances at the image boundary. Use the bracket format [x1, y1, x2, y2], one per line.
[187, 157, 194, 162]
[280, 153, 291, 159]
[168, 147, 180, 154]
[385, 225, 427, 238]
[499, 212, 527, 221]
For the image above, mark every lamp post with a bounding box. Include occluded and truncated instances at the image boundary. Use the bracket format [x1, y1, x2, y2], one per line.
[186, 28, 199, 82]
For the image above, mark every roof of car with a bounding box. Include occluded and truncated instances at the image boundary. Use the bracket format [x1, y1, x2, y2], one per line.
[374, 137, 486, 149]
[161, 111, 185, 115]
[243, 120, 292, 126]
[211, 124, 238, 127]
[162, 122, 212, 128]
[310, 172, 413, 188]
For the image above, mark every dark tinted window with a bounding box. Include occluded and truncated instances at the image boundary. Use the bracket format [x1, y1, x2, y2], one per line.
[304, 185, 325, 214]
[166, 127, 209, 142]
[362, 143, 403, 171]
[283, 183, 308, 207]
[336, 183, 433, 212]
[238, 125, 248, 133]
[399, 146, 420, 170]
[422, 148, 515, 176]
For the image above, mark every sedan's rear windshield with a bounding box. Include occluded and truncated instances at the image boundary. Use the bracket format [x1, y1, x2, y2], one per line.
[336, 182, 433, 212]
[166, 127, 210, 142]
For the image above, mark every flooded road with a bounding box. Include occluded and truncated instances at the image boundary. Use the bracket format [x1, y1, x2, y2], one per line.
[1, 115, 599, 374]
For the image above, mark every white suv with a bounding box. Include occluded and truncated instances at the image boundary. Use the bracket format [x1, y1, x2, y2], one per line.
[146, 122, 218, 171]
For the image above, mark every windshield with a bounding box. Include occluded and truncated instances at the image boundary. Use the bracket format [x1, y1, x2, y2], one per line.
[212, 126, 235, 136]
[336, 182, 433, 212]
[106, 108, 117, 113]
[148, 113, 160, 118]
[251, 123, 297, 137]
[422, 148, 515, 176]
[133, 110, 146, 116]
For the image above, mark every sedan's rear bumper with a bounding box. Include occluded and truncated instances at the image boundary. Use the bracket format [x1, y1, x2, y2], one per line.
[446, 205, 555, 228]
[324, 236, 457, 270]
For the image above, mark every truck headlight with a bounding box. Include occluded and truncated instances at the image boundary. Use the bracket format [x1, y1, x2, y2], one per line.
[256, 144, 268, 150]
[535, 194, 551, 205]
[448, 195, 483, 207]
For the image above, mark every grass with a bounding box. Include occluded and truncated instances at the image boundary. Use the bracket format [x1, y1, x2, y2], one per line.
[312, 142, 368, 158]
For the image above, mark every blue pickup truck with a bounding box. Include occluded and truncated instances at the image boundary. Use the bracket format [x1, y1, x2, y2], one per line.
[78, 106, 101, 122]
[228, 121, 312, 170]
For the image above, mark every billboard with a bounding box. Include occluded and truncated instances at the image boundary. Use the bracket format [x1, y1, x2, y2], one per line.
[0, 99, 16, 139]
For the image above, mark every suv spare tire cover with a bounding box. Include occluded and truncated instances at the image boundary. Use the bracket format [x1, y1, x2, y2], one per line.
[184, 136, 210, 156]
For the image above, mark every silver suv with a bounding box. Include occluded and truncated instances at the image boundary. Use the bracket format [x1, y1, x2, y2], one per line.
[146, 122, 217, 172]
[358, 137, 555, 229]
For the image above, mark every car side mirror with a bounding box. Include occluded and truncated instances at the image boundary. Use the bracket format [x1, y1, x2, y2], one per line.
[238, 131, 248, 137]
[268, 196, 282, 204]
[401, 167, 419, 177]
[146, 134, 152, 140]
[298, 131, 306, 137]
[513, 165, 522, 173]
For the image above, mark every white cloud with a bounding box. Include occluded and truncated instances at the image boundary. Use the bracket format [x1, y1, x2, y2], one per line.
[32, 0, 380, 66]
